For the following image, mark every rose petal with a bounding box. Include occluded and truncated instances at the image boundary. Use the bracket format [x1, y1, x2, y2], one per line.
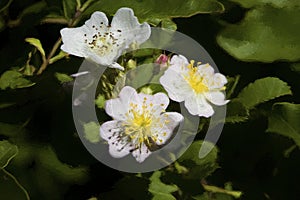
[204, 91, 229, 106]
[184, 94, 214, 117]
[160, 68, 192, 102]
[111, 8, 151, 47]
[132, 143, 151, 163]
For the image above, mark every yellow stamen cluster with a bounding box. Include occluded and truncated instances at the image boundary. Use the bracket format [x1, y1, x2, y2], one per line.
[122, 97, 169, 149]
[185, 60, 209, 94]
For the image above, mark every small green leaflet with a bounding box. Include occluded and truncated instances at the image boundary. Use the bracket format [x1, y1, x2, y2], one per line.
[83, 122, 101, 143]
[0, 70, 35, 90]
[0, 140, 18, 169]
[149, 171, 178, 200]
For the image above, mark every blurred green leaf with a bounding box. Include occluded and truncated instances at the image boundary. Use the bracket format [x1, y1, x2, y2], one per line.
[178, 141, 219, 179]
[8, 1, 47, 27]
[267, 103, 300, 147]
[126, 64, 155, 88]
[132, 49, 156, 58]
[0, 103, 15, 109]
[25, 38, 46, 58]
[83, 121, 100, 143]
[19, 1, 47, 18]
[217, 6, 300, 62]
[229, 0, 300, 8]
[0, 140, 18, 169]
[0, 16, 5, 31]
[83, 0, 224, 25]
[149, 171, 178, 200]
[237, 77, 292, 110]
[101, 175, 150, 199]
[95, 94, 106, 109]
[291, 63, 300, 74]
[193, 192, 234, 200]
[63, 0, 77, 19]
[0, 123, 23, 138]
[36, 146, 88, 183]
[55, 72, 73, 84]
[111, 74, 126, 98]
[0, 70, 35, 90]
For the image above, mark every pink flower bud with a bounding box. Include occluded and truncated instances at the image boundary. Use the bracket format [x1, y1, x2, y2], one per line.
[155, 54, 169, 67]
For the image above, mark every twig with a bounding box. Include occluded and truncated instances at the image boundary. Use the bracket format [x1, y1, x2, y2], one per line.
[2, 169, 30, 200]
[37, 37, 62, 75]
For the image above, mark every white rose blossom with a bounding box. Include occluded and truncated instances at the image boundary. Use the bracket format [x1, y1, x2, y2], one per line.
[100, 86, 183, 163]
[160, 55, 229, 117]
[60, 8, 151, 70]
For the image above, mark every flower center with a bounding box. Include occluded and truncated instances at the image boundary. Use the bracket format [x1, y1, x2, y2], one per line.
[185, 60, 208, 94]
[84, 25, 123, 56]
[131, 110, 152, 127]
[122, 98, 166, 147]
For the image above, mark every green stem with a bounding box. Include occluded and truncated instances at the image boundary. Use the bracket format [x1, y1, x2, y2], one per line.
[37, 0, 95, 74]
[0, 0, 14, 13]
[41, 17, 69, 25]
[227, 75, 240, 98]
[76, 0, 82, 11]
[2, 169, 30, 200]
[79, 0, 95, 12]
[37, 37, 62, 75]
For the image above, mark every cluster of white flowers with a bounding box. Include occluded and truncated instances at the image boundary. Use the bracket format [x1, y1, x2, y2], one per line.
[62, 8, 229, 162]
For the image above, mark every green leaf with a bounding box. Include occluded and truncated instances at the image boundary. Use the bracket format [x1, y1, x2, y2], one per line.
[63, 0, 77, 19]
[83, 0, 224, 25]
[178, 141, 219, 179]
[217, 6, 300, 62]
[225, 100, 249, 123]
[25, 37, 46, 58]
[54, 72, 73, 84]
[161, 19, 177, 31]
[267, 103, 300, 147]
[83, 121, 100, 143]
[149, 171, 178, 200]
[0, 70, 35, 90]
[0, 140, 18, 169]
[237, 77, 292, 110]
